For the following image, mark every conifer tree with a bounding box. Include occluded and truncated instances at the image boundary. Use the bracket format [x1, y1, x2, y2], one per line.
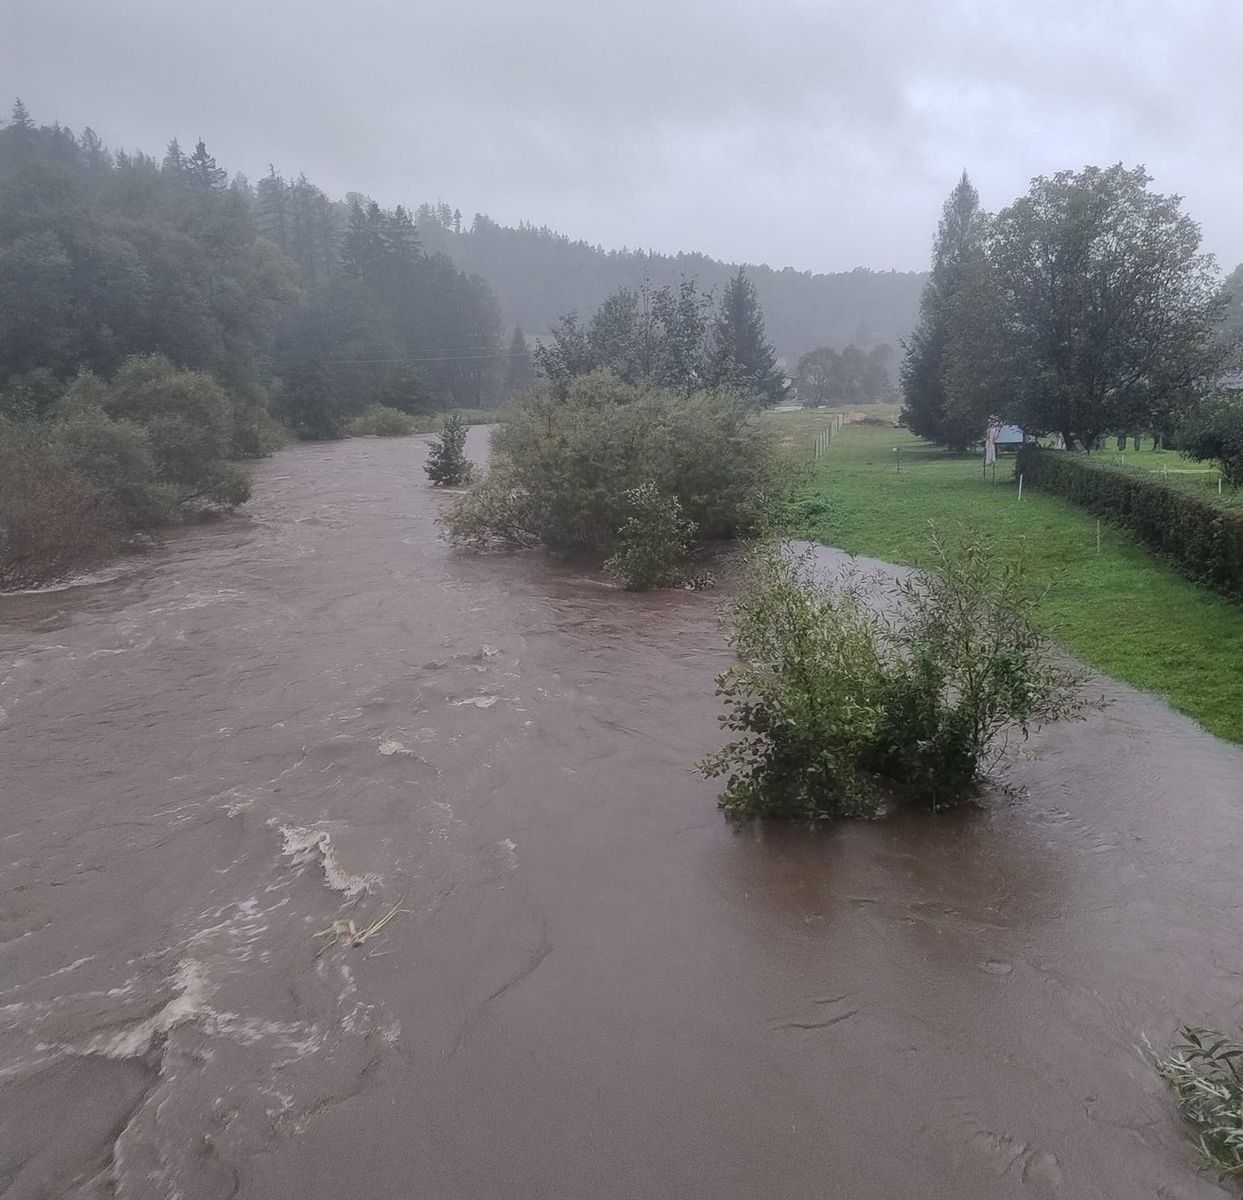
[187, 139, 227, 191]
[706, 269, 785, 405]
[900, 171, 989, 449]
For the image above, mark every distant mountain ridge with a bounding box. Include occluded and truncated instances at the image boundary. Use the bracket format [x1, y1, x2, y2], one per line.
[414, 208, 926, 364]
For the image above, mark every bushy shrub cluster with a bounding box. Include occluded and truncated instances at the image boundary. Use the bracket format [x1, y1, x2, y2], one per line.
[0, 355, 256, 589]
[445, 371, 776, 564]
[54, 355, 252, 528]
[699, 530, 1089, 820]
[348, 405, 419, 437]
[1017, 445, 1243, 600]
[603, 483, 695, 590]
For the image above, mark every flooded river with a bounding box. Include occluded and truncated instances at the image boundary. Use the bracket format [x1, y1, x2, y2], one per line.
[2, 431, 1239, 1199]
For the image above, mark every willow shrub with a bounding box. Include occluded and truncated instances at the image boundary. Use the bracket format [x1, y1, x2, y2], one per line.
[700, 530, 1091, 820]
[1158, 1026, 1243, 1179]
[444, 370, 776, 565]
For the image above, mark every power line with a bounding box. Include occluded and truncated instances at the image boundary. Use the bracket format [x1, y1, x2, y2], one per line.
[318, 349, 531, 366]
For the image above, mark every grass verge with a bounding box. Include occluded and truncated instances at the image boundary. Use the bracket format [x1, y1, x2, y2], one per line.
[773, 412, 1243, 744]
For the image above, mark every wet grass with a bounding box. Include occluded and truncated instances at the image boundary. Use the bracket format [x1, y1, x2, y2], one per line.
[774, 412, 1243, 745]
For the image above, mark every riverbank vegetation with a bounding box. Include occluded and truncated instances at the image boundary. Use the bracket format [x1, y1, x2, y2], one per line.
[779, 415, 1243, 744]
[699, 531, 1088, 820]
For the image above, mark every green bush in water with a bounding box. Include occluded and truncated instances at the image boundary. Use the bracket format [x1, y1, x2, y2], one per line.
[700, 528, 1092, 820]
[444, 369, 776, 558]
[604, 482, 695, 591]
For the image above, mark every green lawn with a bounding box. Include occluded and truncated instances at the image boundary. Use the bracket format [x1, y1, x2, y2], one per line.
[775, 412, 1243, 744]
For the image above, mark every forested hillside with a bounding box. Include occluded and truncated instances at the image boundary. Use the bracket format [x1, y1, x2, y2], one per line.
[413, 207, 925, 364]
[0, 105, 509, 421]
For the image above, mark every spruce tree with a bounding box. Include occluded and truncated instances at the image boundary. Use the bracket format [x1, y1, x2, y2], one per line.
[425, 412, 473, 485]
[706, 269, 785, 405]
[900, 171, 989, 449]
[187, 139, 227, 191]
[9, 98, 33, 129]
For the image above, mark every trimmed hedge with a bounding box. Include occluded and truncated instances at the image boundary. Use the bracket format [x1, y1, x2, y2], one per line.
[1016, 446, 1243, 601]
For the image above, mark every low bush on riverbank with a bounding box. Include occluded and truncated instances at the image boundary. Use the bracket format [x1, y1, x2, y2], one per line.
[348, 405, 419, 437]
[699, 530, 1089, 820]
[1158, 1026, 1243, 1179]
[445, 371, 776, 579]
[0, 425, 115, 590]
[0, 355, 259, 590]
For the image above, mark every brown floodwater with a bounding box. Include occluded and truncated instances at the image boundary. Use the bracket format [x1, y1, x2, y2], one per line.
[2, 429, 1240, 1199]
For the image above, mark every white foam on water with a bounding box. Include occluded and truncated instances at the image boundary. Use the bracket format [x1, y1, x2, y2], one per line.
[377, 738, 415, 757]
[80, 958, 213, 1059]
[452, 694, 499, 709]
[275, 823, 380, 897]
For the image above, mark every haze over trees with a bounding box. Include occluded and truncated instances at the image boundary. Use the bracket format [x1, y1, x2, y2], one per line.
[414, 208, 925, 363]
[796, 343, 894, 406]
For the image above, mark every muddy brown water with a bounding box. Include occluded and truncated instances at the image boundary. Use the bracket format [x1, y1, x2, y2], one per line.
[2, 429, 1240, 1199]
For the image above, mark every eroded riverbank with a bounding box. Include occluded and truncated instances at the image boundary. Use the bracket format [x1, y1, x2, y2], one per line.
[2, 431, 1239, 1198]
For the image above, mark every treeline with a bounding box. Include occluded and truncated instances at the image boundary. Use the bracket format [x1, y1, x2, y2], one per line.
[414, 208, 925, 363]
[0, 102, 522, 586]
[794, 343, 895, 406]
[901, 166, 1240, 456]
[535, 272, 786, 404]
[0, 102, 517, 432]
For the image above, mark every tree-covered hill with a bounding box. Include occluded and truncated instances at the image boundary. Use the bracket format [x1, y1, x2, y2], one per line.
[413, 207, 925, 364]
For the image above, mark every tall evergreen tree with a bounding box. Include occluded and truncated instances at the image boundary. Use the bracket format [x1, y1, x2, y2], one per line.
[706, 269, 785, 405]
[9, 97, 33, 130]
[900, 171, 989, 449]
[162, 137, 186, 175]
[187, 139, 227, 191]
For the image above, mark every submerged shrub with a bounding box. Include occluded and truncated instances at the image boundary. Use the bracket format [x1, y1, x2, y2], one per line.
[699, 548, 889, 821]
[604, 482, 695, 590]
[700, 529, 1090, 820]
[349, 405, 418, 437]
[425, 411, 474, 485]
[1158, 1026, 1243, 1179]
[445, 370, 776, 557]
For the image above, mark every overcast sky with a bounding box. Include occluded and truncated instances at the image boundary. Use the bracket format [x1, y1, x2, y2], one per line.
[5, 0, 1240, 274]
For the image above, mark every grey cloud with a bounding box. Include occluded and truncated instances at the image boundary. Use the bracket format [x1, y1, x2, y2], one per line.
[5, 0, 1240, 272]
